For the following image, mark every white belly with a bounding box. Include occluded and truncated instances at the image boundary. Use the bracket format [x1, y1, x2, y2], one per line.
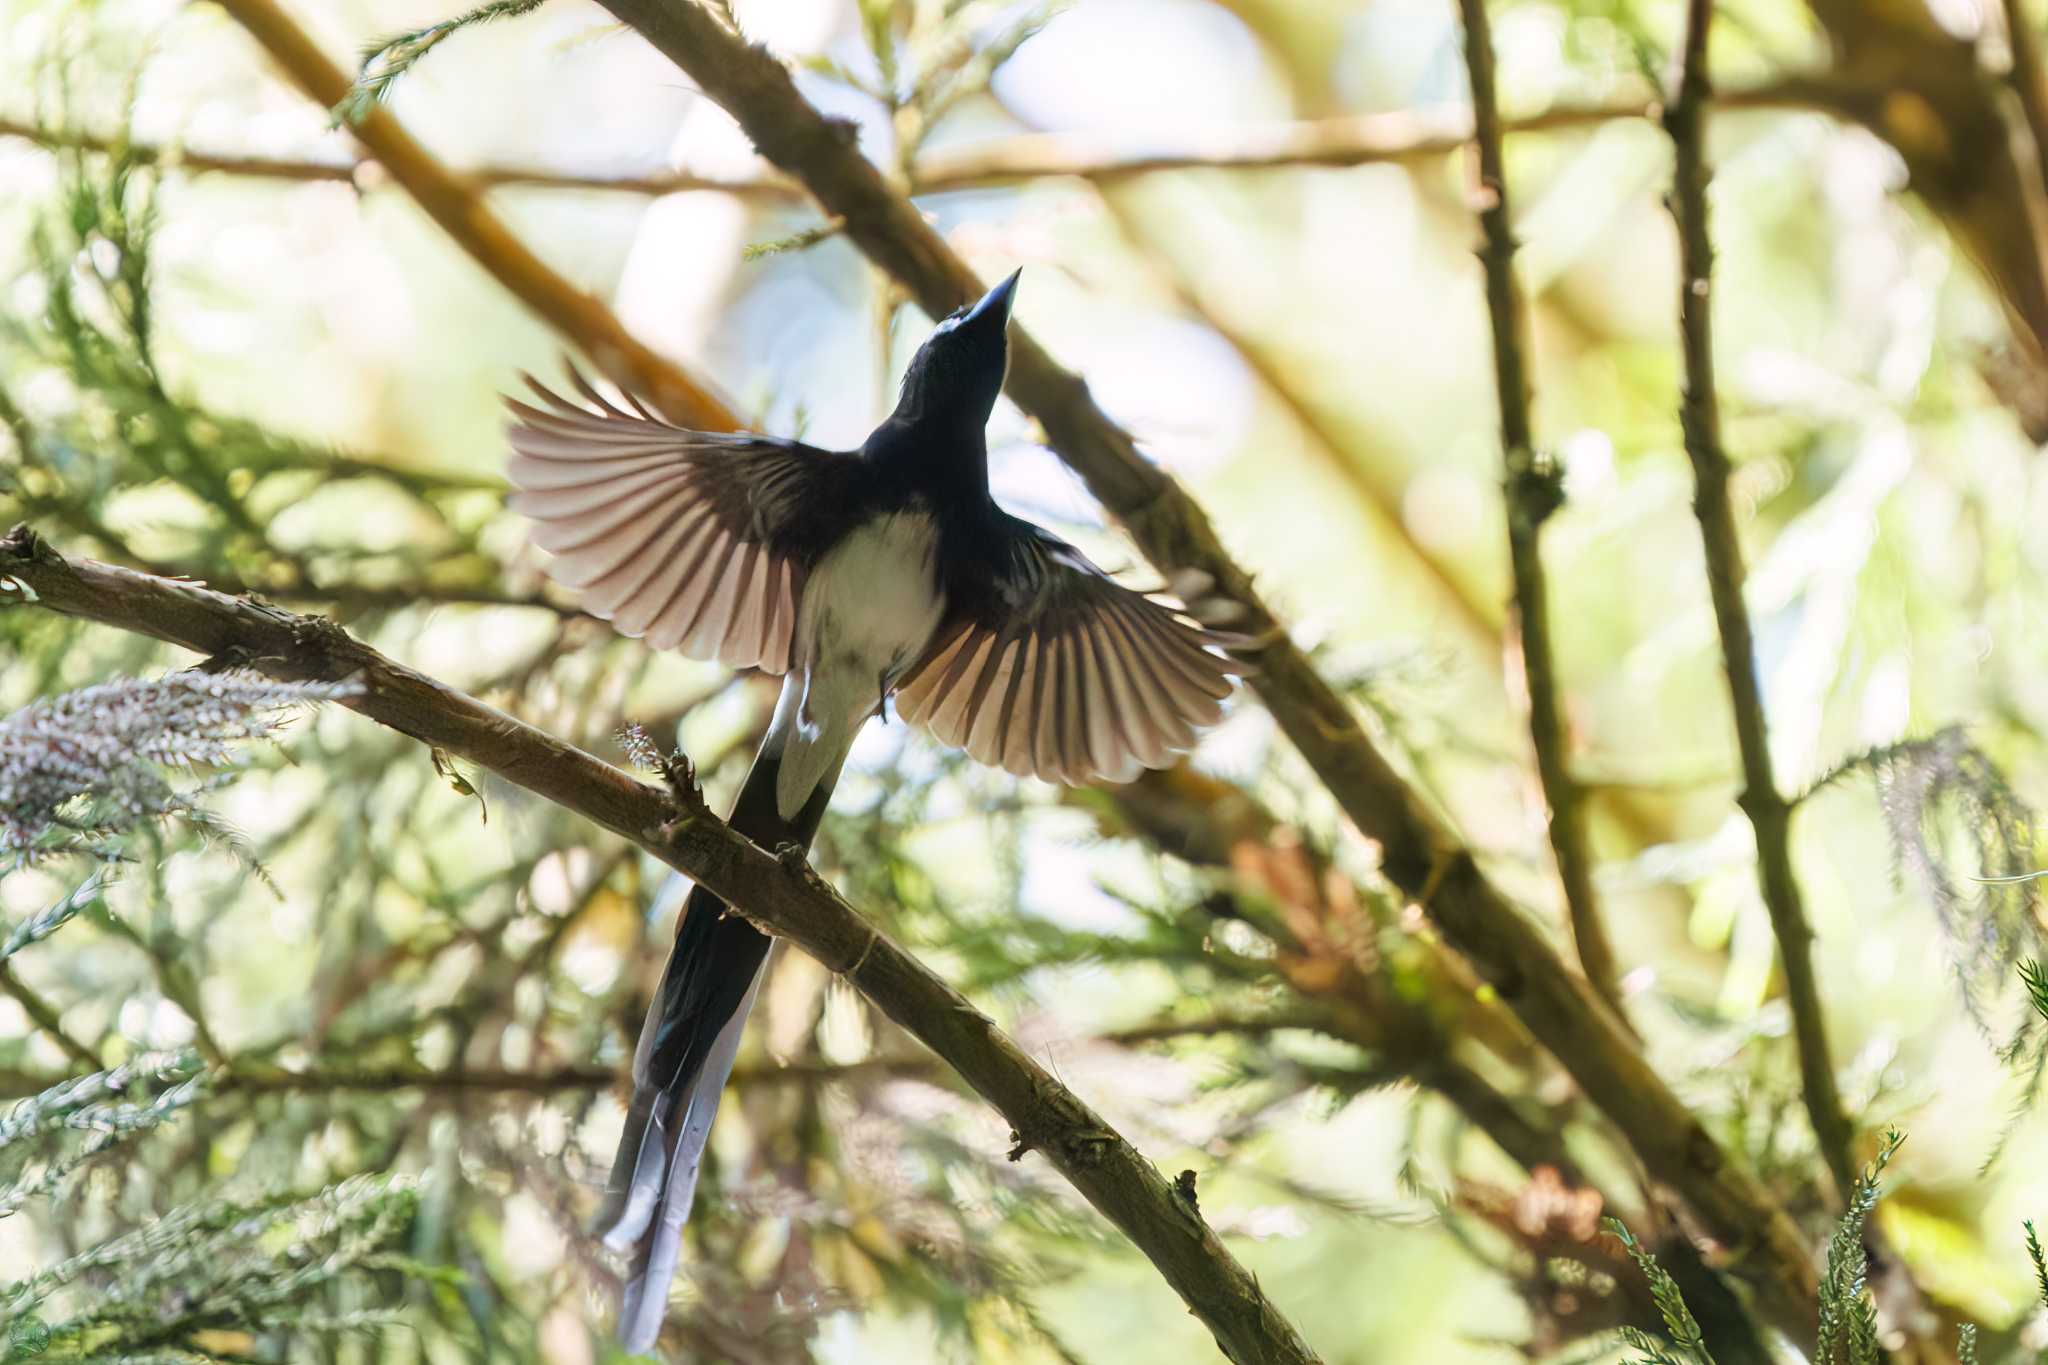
[773, 506, 947, 819]
[797, 507, 947, 709]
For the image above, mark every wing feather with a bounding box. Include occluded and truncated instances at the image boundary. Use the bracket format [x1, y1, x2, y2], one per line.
[505, 371, 855, 673]
[900, 522, 1243, 785]
[582, 511, 708, 621]
[1073, 618, 1130, 780]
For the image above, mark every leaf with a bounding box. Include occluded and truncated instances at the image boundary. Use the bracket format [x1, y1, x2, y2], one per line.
[335, 0, 551, 125]
[1605, 1218, 1714, 1364]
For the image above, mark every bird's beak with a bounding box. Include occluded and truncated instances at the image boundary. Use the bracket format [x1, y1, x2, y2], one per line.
[962, 268, 1021, 331]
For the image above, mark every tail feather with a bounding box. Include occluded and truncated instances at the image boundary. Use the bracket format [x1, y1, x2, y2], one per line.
[614, 962, 764, 1348]
[602, 674, 853, 1355]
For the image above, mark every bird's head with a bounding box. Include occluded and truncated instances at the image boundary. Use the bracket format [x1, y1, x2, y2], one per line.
[890, 269, 1019, 433]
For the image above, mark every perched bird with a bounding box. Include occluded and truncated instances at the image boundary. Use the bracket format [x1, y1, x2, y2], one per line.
[504, 270, 1244, 1353]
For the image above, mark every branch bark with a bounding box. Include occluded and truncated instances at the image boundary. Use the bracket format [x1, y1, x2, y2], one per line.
[1666, 0, 1856, 1202]
[585, 0, 1822, 1342]
[0, 525, 1322, 1365]
[206, 0, 738, 431]
[1453, 0, 1626, 1024]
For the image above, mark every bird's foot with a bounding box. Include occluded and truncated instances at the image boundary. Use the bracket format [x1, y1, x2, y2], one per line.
[621, 722, 710, 823]
[775, 841, 832, 897]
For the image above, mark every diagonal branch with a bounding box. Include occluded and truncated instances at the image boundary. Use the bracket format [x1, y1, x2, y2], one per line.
[1453, 0, 1626, 1025]
[206, 0, 737, 431]
[0, 524, 1321, 1365]
[585, 0, 1821, 1344]
[1665, 0, 1855, 1202]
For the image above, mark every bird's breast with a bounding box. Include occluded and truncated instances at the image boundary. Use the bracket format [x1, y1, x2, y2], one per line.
[798, 505, 947, 682]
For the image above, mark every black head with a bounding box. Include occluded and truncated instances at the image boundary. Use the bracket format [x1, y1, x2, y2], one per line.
[889, 269, 1019, 432]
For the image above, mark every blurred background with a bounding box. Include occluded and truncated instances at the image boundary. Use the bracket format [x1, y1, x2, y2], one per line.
[7, 0, 2048, 1359]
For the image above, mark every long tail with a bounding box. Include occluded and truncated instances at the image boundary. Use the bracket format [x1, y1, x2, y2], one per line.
[601, 676, 852, 1353]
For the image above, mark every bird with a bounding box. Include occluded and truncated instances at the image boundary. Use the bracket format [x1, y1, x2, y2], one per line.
[503, 269, 1245, 1353]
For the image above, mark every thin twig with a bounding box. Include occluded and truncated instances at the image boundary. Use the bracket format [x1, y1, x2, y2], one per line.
[0, 1018, 1335, 1100]
[584, 1, 1825, 1342]
[0, 963, 99, 1070]
[1453, 0, 1626, 1026]
[203, 0, 738, 431]
[0, 525, 1323, 1365]
[0, 80, 1850, 203]
[0, 116, 799, 198]
[0, 1063, 610, 1101]
[1665, 0, 1855, 1202]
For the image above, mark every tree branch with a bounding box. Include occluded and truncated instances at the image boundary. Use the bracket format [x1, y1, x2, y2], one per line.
[1803, 0, 2048, 433]
[1098, 772, 1760, 1360]
[0, 962, 99, 1070]
[0, 1063, 615, 1101]
[585, 1, 1821, 1343]
[2002, 0, 2048, 207]
[0, 81, 1847, 202]
[1453, 0, 1626, 1025]
[0, 115, 802, 200]
[204, 0, 739, 431]
[0, 525, 1321, 1365]
[1666, 0, 1856, 1202]
[0, 1018, 1340, 1103]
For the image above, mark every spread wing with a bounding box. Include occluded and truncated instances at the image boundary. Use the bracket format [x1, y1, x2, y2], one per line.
[896, 518, 1243, 785]
[504, 372, 858, 673]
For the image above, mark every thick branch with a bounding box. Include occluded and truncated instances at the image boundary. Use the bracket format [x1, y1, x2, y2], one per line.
[205, 0, 737, 431]
[1666, 0, 1856, 1201]
[1454, 0, 1625, 1023]
[0, 526, 1320, 1365]
[587, 1, 1820, 1342]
